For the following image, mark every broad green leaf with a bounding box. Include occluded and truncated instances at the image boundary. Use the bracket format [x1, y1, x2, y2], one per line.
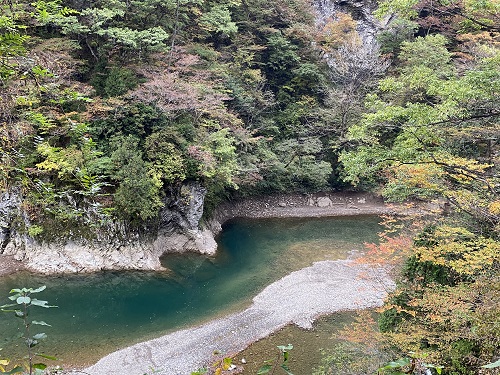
[281, 363, 294, 375]
[424, 363, 444, 373]
[0, 303, 17, 309]
[36, 353, 57, 361]
[0, 365, 24, 374]
[15, 296, 30, 304]
[391, 358, 411, 367]
[30, 286, 46, 293]
[32, 363, 47, 370]
[30, 299, 56, 308]
[257, 364, 272, 374]
[35, 353, 58, 361]
[222, 357, 232, 370]
[482, 359, 500, 369]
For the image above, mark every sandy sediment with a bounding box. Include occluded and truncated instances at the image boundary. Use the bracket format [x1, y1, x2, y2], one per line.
[80, 260, 394, 375]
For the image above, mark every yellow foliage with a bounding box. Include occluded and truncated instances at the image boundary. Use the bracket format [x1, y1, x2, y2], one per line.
[415, 225, 500, 275]
[389, 163, 445, 191]
[35, 142, 84, 179]
[318, 13, 360, 50]
[489, 200, 500, 214]
[0, 358, 9, 368]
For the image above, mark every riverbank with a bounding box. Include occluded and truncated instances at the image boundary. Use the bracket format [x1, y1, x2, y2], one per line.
[78, 259, 394, 375]
[0, 255, 24, 276]
[211, 192, 391, 222]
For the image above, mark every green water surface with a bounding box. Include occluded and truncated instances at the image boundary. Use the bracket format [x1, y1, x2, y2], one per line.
[0, 215, 381, 367]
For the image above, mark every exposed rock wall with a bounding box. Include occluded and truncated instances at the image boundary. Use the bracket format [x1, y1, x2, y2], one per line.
[152, 181, 217, 258]
[0, 189, 24, 250]
[0, 182, 217, 274]
[314, 0, 387, 45]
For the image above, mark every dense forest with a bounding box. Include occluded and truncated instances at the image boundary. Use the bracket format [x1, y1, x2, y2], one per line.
[1, 0, 499, 373]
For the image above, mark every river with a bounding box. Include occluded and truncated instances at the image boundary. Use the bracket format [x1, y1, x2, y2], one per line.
[0, 215, 381, 368]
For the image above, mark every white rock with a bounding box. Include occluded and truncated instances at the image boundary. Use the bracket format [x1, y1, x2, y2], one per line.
[317, 197, 332, 207]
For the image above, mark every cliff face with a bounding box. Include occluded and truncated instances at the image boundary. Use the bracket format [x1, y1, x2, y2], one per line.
[0, 182, 217, 274]
[0, 189, 24, 250]
[314, 0, 386, 45]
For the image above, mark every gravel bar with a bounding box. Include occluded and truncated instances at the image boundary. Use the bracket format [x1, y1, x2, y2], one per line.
[81, 260, 394, 375]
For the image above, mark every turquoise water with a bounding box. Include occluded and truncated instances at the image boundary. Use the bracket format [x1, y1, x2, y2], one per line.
[0, 216, 381, 366]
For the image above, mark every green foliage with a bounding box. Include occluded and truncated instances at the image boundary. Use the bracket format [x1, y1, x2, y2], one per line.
[379, 355, 443, 375]
[377, 19, 418, 55]
[199, 4, 238, 39]
[109, 135, 163, 222]
[0, 286, 57, 375]
[26, 225, 44, 237]
[90, 103, 168, 146]
[340, 35, 499, 221]
[0, 11, 29, 82]
[145, 132, 186, 185]
[91, 66, 138, 97]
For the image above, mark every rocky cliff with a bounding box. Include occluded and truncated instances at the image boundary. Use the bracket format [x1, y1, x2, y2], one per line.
[0, 182, 217, 274]
[314, 0, 387, 45]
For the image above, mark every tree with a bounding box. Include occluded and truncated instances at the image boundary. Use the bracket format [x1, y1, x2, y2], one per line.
[337, 24, 499, 374]
[110, 135, 163, 222]
[1, 286, 57, 375]
[340, 34, 499, 228]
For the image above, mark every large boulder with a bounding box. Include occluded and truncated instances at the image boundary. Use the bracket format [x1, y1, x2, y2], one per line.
[154, 181, 217, 256]
[160, 182, 207, 232]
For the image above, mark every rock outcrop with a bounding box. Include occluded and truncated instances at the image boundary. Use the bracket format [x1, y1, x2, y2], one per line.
[0, 190, 19, 250]
[314, 0, 387, 45]
[0, 186, 395, 274]
[0, 182, 216, 274]
[153, 182, 217, 257]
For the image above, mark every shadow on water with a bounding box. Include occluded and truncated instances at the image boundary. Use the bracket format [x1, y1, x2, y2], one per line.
[0, 215, 381, 367]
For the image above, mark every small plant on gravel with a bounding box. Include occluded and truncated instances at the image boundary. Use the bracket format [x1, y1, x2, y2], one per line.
[1, 286, 57, 375]
[191, 352, 236, 375]
[257, 344, 293, 375]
